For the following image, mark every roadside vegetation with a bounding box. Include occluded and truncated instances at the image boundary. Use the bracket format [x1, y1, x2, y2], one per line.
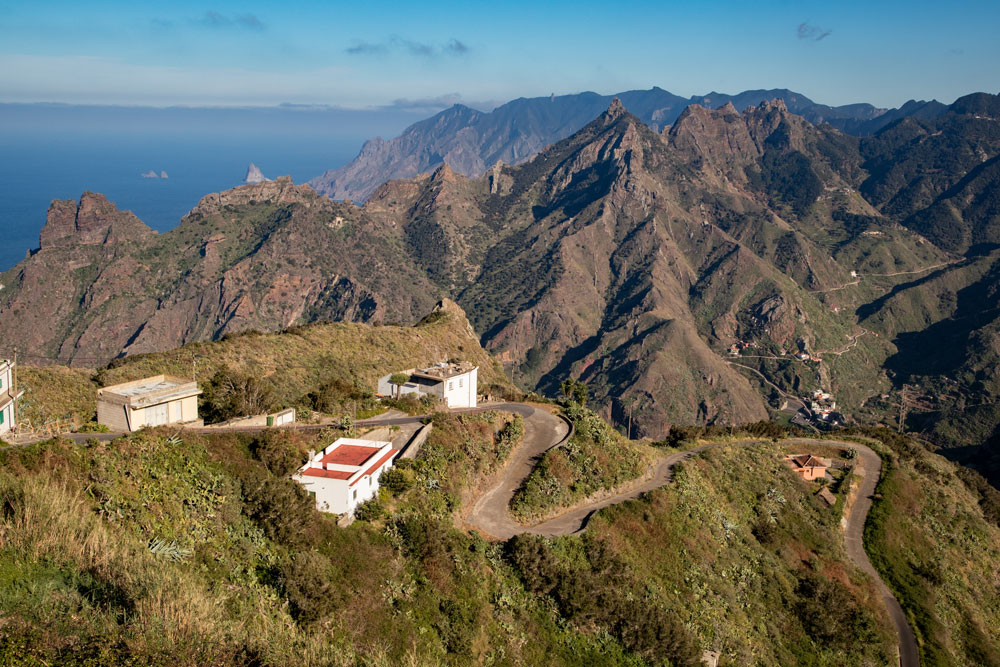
[509, 403, 650, 524]
[859, 428, 1000, 665]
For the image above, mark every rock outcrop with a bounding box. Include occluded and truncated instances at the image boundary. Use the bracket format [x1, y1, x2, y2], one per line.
[244, 162, 268, 184]
[39, 192, 154, 248]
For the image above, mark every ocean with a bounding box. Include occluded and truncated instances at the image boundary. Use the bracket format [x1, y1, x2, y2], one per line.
[0, 132, 362, 272]
[0, 102, 435, 272]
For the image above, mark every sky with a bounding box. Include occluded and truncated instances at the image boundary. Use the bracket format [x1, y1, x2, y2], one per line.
[0, 0, 998, 111]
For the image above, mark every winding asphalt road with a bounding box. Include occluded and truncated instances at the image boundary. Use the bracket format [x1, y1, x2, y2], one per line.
[463, 410, 919, 667]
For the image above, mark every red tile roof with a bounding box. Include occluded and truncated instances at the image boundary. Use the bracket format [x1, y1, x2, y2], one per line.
[321, 444, 381, 467]
[788, 454, 827, 468]
[300, 467, 353, 480]
[350, 449, 398, 486]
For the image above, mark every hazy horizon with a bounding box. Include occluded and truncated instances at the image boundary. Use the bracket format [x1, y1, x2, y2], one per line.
[2, 1, 998, 110]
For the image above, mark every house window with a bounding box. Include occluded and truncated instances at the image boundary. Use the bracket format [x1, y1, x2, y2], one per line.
[459, 378, 463, 388]
[353, 490, 357, 500]
[0, 409, 4, 425]
[448, 381, 454, 391]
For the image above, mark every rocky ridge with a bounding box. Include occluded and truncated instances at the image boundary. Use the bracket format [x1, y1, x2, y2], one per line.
[4, 94, 1000, 443]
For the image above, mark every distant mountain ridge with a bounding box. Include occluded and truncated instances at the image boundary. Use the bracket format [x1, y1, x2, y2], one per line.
[308, 87, 948, 202]
[4, 92, 1000, 452]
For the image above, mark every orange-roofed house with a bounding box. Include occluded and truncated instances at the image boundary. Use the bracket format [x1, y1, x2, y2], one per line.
[784, 454, 830, 481]
[293, 438, 398, 515]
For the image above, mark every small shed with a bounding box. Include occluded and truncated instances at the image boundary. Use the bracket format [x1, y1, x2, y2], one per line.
[785, 454, 830, 481]
[97, 375, 203, 432]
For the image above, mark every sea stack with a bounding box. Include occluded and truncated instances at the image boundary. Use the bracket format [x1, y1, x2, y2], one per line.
[244, 162, 268, 184]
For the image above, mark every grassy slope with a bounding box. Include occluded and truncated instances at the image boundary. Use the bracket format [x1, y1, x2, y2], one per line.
[862, 430, 1000, 666]
[510, 406, 650, 523]
[0, 416, 647, 666]
[16, 304, 513, 429]
[509, 441, 896, 666]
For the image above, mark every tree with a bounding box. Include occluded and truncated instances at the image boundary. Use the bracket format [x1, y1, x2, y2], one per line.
[201, 369, 276, 423]
[389, 372, 411, 399]
[560, 378, 588, 406]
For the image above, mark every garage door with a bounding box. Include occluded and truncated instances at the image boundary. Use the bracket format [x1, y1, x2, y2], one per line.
[145, 403, 168, 427]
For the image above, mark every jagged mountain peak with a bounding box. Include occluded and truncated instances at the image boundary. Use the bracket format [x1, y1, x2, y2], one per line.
[606, 97, 627, 119]
[39, 191, 154, 249]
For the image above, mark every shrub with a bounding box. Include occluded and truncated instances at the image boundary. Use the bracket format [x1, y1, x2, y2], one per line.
[354, 497, 385, 522]
[239, 468, 313, 546]
[280, 551, 339, 624]
[249, 431, 305, 477]
[380, 466, 414, 496]
[201, 369, 276, 423]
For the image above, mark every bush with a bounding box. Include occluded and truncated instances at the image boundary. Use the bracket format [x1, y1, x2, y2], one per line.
[249, 431, 305, 477]
[239, 467, 313, 545]
[201, 369, 276, 423]
[280, 551, 339, 624]
[380, 466, 414, 496]
[354, 497, 385, 522]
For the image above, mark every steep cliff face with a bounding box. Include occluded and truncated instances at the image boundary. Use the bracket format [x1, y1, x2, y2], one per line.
[0, 178, 440, 365]
[39, 192, 155, 248]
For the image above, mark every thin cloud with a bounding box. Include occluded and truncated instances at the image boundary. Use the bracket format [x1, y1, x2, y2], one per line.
[946, 48, 964, 56]
[345, 36, 470, 58]
[445, 39, 469, 55]
[383, 93, 466, 111]
[346, 42, 388, 55]
[198, 11, 265, 30]
[797, 22, 831, 42]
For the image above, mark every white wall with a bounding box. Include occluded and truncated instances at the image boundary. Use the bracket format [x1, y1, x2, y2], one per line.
[295, 450, 395, 516]
[0, 401, 12, 435]
[442, 368, 477, 408]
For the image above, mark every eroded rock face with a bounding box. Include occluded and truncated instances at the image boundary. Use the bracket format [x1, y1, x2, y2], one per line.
[39, 192, 154, 248]
[0, 181, 441, 366]
[4, 95, 985, 439]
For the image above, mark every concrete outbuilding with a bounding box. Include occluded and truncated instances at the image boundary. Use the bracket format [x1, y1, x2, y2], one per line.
[97, 375, 203, 432]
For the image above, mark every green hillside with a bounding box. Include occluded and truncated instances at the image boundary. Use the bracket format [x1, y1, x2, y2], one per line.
[15, 299, 514, 430]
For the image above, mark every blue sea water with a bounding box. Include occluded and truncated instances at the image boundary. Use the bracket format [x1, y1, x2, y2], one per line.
[0, 132, 361, 272]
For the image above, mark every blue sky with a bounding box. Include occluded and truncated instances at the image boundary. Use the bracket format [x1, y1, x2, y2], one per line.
[1, 0, 997, 109]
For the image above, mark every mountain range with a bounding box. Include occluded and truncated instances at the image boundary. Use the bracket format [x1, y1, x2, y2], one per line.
[308, 87, 948, 203]
[2, 91, 999, 467]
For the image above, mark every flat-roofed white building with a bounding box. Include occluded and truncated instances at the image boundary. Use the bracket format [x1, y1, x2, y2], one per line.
[377, 362, 478, 408]
[293, 438, 397, 515]
[97, 375, 203, 432]
[0, 359, 24, 436]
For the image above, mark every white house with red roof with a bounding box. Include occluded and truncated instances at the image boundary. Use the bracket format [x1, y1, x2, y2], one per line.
[292, 437, 398, 516]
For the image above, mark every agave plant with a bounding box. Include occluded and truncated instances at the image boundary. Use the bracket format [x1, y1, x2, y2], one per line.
[148, 537, 193, 562]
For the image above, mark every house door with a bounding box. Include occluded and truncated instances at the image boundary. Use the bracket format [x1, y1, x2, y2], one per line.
[145, 403, 168, 427]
